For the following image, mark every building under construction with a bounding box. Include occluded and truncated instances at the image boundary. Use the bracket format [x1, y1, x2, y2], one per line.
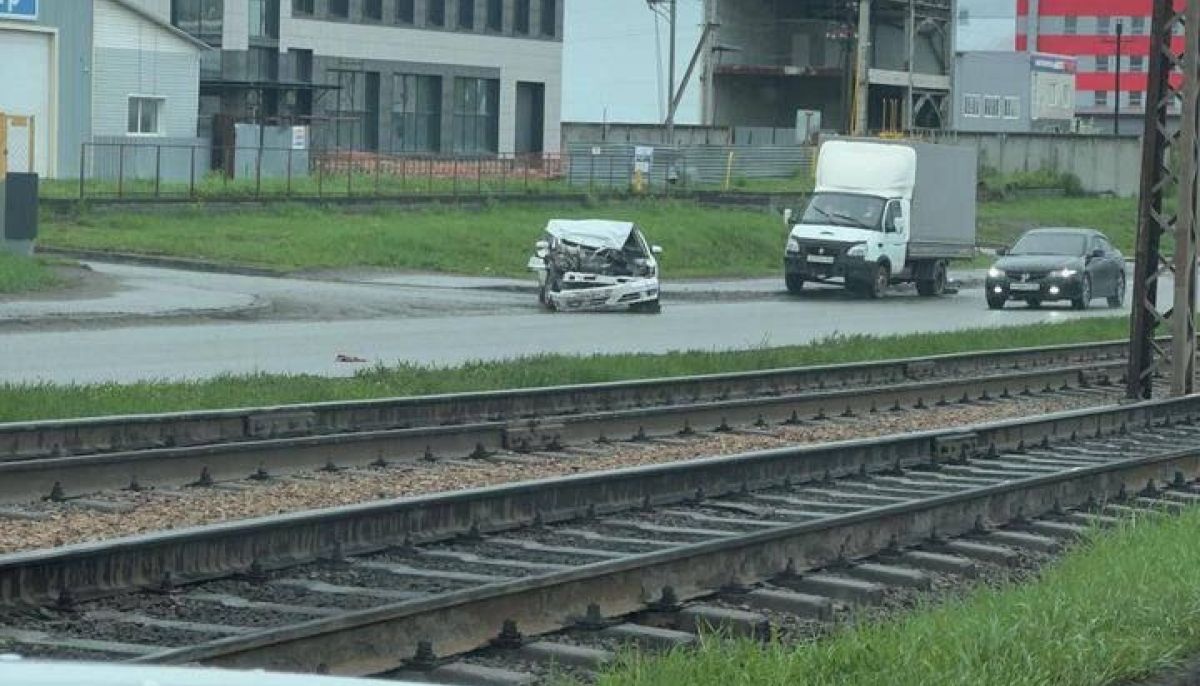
[701, 0, 954, 134]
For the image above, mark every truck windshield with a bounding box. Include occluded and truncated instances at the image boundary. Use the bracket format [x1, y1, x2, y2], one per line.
[799, 193, 884, 231]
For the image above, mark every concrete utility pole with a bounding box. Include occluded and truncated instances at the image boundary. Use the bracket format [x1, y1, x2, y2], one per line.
[1114, 21, 1123, 136]
[904, 0, 915, 130]
[853, 0, 871, 135]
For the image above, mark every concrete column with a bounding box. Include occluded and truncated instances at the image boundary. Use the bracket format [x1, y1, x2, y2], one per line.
[853, 0, 871, 135]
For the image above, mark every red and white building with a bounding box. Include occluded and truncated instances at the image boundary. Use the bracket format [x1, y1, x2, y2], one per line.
[1014, 0, 1186, 132]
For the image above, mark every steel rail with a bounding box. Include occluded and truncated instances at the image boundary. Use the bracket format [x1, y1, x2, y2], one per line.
[0, 357, 1124, 505]
[0, 339, 1132, 462]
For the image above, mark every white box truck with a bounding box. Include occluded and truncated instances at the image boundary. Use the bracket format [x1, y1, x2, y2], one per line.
[784, 139, 977, 298]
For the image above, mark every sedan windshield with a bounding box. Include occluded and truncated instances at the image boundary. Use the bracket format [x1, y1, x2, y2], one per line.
[799, 193, 884, 231]
[1011, 232, 1088, 256]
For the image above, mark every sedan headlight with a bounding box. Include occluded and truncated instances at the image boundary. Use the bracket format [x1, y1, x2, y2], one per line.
[1055, 268, 1079, 278]
[846, 244, 867, 258]
[988, 267, 1004, 279]
[786, 238, 800, 254]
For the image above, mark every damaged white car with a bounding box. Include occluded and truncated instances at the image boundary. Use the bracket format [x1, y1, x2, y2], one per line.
[528, 220, 663, 313]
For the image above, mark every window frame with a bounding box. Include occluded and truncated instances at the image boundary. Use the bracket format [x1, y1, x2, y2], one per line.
[982, 95, 1001, 118]
[363, 0, 383, 22]
[396, 0, 414, 23]
[486, 0, 502, 31]
[1003, 96, 1020, 119]
[540, 0, 555, 36]
[1095, 90, 1109, 107]
[127, 95, 166, 136]
[327, 0, 349, 19]
[962, 93, 981, 117]
[427, 0, 446, 27]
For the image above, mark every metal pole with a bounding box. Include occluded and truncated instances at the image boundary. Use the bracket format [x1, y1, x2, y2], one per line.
[853, 0, 871, 135]
[665, 0, 677, 143]
[905, 0, 915, 130]
[1127, 0, 1178, 399]
[189, 145, 196, 198]
[286, 147, 293, 196]
[1114, 22, 1123, 136]
[154, 145, 162, 198]
[1172, 1, 1200, 395]
[117, 144, 125, 198]
[78, 144, 86, 199]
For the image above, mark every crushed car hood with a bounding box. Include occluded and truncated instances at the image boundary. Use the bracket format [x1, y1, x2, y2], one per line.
[546, 220, 636, 251]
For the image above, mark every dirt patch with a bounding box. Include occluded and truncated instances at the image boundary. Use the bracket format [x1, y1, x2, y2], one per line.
[0, 262, 121, 304]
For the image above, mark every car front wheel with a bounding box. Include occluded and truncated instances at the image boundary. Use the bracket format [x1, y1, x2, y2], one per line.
[1108, 273, 1125, 308]
[1072, 276, 1092, 311]
[987, 296, 1005, 310]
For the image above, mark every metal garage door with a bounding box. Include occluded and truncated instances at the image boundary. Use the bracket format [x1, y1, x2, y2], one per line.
[0, 28, 52, 177]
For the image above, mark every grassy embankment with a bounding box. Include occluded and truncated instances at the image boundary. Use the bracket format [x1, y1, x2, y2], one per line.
[41, 196, 1138, 278]
[592, 507, 1200, 686]
[0, 252, 62, 295]
[0, 317, 1127, 422]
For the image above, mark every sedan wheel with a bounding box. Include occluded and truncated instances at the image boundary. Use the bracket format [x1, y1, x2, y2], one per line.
[1072, 276, 1092, 311]
[1108, 273, 1126, 308]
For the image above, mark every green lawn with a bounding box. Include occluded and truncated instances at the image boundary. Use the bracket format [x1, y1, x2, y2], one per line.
[593, 507, 1200, 686]
[979, 196, 1138, 252]
[42, 201, 787, 279]
[0, 317, 1127, 422]
[0, 252, 63, 294]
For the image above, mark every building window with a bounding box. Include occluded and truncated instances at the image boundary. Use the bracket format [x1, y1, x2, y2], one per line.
[983, 95, 1001, 118]
[1003, 96, 1020, 119]
[1064, 16, 1077, 35]
[1096, 55, 1110, 72]
[292, 0, 312, 15]
[290, 48, 312, 82]
[171, 0, 224, 40]
[248, 46, 278, 80]
[1097, 16, 1111, 35]
[1132, 16, 1146, 34]
[328, 0, 348, 18]
[127, 97, 164, 135]
[428, 0, 446, 26]
[486, 0, 502, 31]
[391, 73, 442, 153]
[540, 0, 555, 36]
[1129, 90, 1144, 107]
[962, 94, 981, 117]
[458, 0, 474, 29]
[329, 70, 380, 151]
[1130, 55, 1145, 71]
[397, 0, 414, 23]
[364, 0, 382, 20]
[1095, 90, 1109, 107]
[514, 0, 529, 34]
[249, 0, 279, 39]
[452, 77, 499, 153]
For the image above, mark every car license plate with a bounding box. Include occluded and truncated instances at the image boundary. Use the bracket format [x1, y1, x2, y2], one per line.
[1010, 283, 1040, 292]
[807, 255, 835, 264]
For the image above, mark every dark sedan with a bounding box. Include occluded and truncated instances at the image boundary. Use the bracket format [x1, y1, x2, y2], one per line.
[985, 228, 1126, 310]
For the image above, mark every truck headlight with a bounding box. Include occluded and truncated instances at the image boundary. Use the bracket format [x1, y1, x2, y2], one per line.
[846, 244, 866, 258]
[988, 267, 1004, 278]
[786, 238, 800, 254]
[1055, 268, 1079, 278]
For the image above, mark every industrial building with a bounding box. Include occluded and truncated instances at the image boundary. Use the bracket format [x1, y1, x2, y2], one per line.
[953, 51, 1076, 133]
[1017, 0, 1169, 133]
[0, 0, 206, 179]
[158, 0, 563, 157]
[701, 0, 954, 134]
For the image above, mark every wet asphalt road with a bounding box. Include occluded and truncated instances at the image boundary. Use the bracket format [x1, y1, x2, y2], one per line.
[0, 260, 1143, 384]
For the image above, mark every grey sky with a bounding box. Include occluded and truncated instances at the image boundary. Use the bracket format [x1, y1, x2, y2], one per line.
[956, 0, 1017, 51]
[563, 0, 704, 123]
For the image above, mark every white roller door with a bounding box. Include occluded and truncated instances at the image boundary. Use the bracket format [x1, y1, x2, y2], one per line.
[0, 27, 53, 177]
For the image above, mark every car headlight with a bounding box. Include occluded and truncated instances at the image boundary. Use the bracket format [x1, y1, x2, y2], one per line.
[846, 244, 866, 258]
[988, 267, 1004, 279]
[1056, 268, 1079, 278]
[786, 238, 800, 254]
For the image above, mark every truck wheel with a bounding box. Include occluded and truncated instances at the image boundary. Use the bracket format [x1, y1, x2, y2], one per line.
[865, 263, 890, 299]
[986, 297, 1005, 310]
[785, 274, 805, 294]
[916, 261, 948, 297]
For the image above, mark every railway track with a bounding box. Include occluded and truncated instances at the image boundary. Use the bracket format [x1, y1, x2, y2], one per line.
[0, 340, 1131, 506]
[1, 394, 1198, 682]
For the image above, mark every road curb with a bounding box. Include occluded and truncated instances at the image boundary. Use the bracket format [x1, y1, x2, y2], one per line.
[37, 247, 286, 278]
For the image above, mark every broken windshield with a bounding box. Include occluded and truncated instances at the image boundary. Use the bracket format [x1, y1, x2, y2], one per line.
[799, 193, 885, 231]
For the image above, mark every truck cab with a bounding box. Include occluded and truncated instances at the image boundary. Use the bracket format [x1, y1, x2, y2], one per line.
[784, 139, 976, 298]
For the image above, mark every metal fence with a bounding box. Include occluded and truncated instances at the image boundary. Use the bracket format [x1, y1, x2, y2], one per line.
[55, 140, 816, 201]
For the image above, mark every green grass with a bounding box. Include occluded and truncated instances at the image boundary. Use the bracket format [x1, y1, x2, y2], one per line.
[0, 317, 1128, 422]
[42, 201, 787, 279]
[979, 196, 1139, 252]
[0, 252, 63, 294]
[593, 508, 1200, 686]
